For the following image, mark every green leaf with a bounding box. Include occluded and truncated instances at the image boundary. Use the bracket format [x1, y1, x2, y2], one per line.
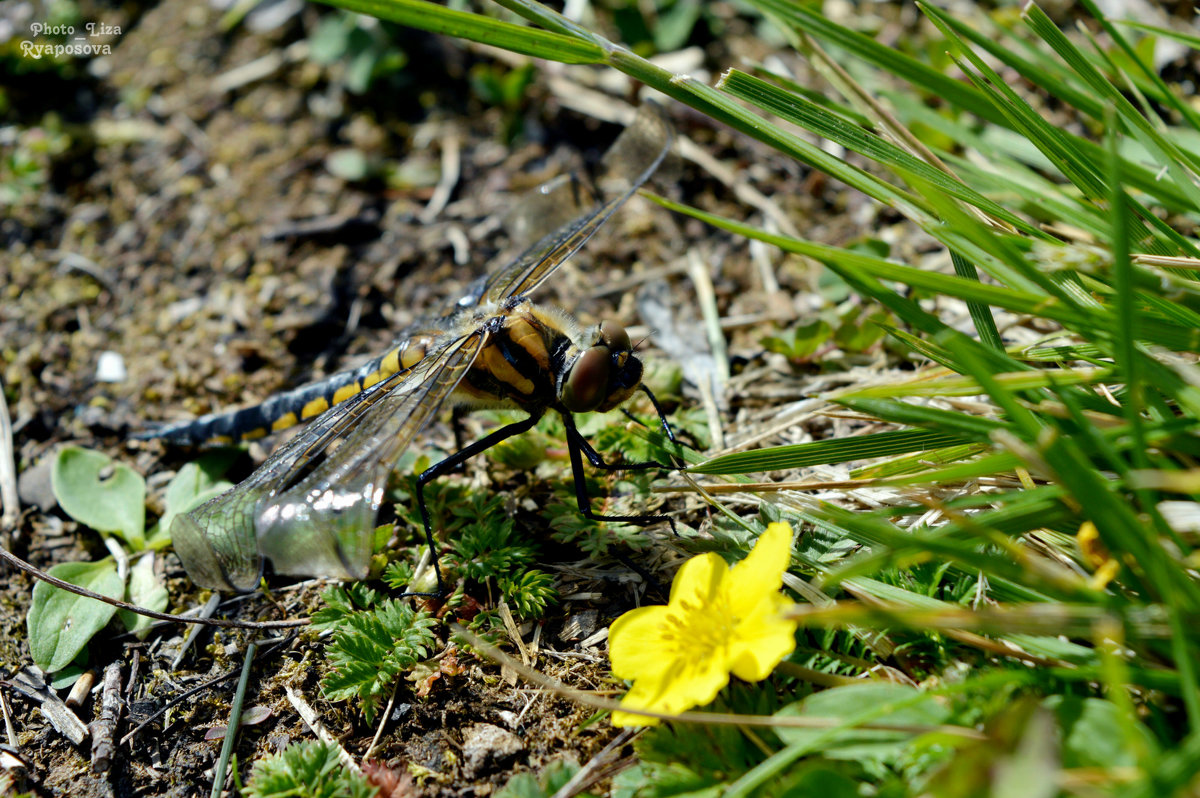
[775, 683, 950, 765]
[51, 446, 146, 549]
[1046, 696, 1159, 769]
[761, 319, 832, 361]
[499, 759, 583, 798]
[151, 458, 235, 549]
[118, 554, 169, 638]
[27, 560, 123, 672]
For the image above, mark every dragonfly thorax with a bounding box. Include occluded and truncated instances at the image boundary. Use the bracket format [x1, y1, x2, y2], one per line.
[462, 304, 643, 417]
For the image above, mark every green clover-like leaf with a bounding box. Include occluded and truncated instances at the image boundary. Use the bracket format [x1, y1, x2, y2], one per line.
[51, 447, 146, 549]
[28, 560, 123, 672]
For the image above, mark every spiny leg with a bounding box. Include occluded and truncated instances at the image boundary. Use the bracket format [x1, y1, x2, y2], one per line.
[560, 413, 676, 533]
[412, 413, 541, 597]
[560, 412, 676, 595]
[617, 384, 688, 467]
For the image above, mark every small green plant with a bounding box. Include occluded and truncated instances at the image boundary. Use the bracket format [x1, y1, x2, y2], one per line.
[499, 569, 557, 618]
[761, 319, 833, 362]
[449, 507, 537, 581]
[498, 758, 585, 798]
[242, 740, 376, 798]
[307, 10, 408, 94]
[312, 584, 438, 723]
[26, 448, 231, 673]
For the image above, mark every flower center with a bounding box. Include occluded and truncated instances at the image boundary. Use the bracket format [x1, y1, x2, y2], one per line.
[661, 593, 735, 663]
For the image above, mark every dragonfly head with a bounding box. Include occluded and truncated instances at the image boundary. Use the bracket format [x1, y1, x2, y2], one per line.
[559, 320, 643, 414]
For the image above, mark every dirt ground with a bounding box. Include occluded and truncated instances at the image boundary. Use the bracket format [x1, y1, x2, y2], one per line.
[0, 0, 913, 795]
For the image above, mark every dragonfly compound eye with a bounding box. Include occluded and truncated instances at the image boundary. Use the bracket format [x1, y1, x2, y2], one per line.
[598, 320, 631, 355]
[561, 345, 612, 413]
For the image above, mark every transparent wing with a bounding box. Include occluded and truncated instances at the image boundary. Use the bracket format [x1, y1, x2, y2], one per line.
[468, 104, 674, 304]
[171, 332, 484, 591]
[254, 332, 484, 585]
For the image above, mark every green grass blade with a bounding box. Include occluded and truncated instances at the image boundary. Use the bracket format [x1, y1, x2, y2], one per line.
[311, 0, 605, 63]
[744, 0, 1009, 126]
[717, 68, 1039, 237]
[688, 430, 970, 475]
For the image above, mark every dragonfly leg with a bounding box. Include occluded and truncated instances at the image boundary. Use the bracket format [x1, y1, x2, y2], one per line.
[639, 384, 679, 445]
[618, 384, 687, 466]
[570, 387, 680, 472]
[561, 413, 677, 535]
[414, 413, 542, 595]
[449, 406, 470, 473]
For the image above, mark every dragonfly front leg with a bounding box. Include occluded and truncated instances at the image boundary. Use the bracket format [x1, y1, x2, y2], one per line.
[560, 413, 677, 533]
[413, 413, 541, 596]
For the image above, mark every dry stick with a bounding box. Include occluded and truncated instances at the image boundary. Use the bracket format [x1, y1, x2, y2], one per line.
[5, 668, 89, 745]
[118, 634, 295, 748]
[0, 689, 18, 748]
[549, 727, 639, 798]
[173, 594, 223, 669]
[419, 131, 461, 224]
[365, 679, 402, 762]
[0, 545, 309, 630]
[453, 624, 985, 739]
[0, 380, 20, 534]
[285, 685, 363, 777]
[119, 671, 239, 746]
[90, 662, 123, 774]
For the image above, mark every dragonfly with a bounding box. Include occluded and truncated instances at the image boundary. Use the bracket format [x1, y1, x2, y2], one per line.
[140, 106, 679, 593]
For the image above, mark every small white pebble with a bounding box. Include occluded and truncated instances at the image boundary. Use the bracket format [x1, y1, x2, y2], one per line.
[95, 351, 126, 383]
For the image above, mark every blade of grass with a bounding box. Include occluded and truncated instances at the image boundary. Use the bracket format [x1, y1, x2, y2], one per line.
[688, 429, 970, 475]
[313, 0, 605, 62]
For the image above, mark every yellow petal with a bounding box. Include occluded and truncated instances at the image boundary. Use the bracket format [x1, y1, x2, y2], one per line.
[669, 551, 727, 608]
[609, 604, 674, 680]
[611, 652, 731, 727]
[728, 522, 793, 619]
[727, 594, 798, 682]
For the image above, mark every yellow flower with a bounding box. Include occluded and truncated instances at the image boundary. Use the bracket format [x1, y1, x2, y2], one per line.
[608, 522, 799, 727]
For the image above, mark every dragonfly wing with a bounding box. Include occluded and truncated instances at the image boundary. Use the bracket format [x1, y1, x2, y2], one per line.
[255, 332, 485, 582]
[170, 369, 409, 591]
[171, 483, 262, 592]
[475, 104, 674, 303]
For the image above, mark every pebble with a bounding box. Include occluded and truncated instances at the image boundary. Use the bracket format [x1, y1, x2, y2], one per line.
[460, 723, 525, 777]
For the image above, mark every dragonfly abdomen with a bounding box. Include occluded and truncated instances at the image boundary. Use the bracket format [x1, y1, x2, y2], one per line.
[137, 337, 432, 445]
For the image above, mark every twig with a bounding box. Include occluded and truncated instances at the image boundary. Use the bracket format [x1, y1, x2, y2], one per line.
[65, 670, 96, 708]
[419, 131, 461, 224]
[549, 728, 639, 798]
[0, 545, 308, 629]
[0, 379, 19, 535]
[452, 624, 985, 738]
[4, 668, 88, 745]
[119, 668, 240, 746]
[285, 685, 362, 777]
[365, 680, 401, 761]
[0, 689, 18, 748]
[173, 594, 222, 669]
[90, 662, 123, 774]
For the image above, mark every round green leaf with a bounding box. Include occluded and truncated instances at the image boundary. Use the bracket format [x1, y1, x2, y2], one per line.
[51, 446, 146, 549]
[150, 459, 235, 548]
[27, 560, 124, 672]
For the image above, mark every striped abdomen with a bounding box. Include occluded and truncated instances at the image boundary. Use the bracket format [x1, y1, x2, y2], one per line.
[138, 336, 433, 445]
